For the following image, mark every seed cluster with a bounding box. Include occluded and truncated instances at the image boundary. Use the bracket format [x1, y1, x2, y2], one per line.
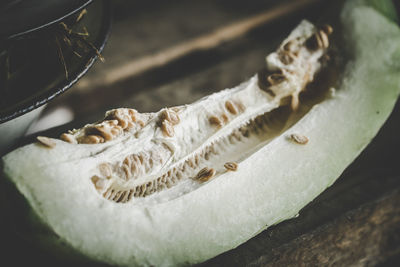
[95, 140, 222, 202]
[259, 24, 333, 110]
[81, 120, 122, 144]
[209, 100, 245, 128]
[93, 112, 272, 202]
[159, 108, 180, 137]
[60, 108, 142, 144]
[101, 163, 189, 202]
[120, 150, 168, 181]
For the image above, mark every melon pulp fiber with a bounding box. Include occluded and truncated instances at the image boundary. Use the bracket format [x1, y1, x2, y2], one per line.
[2, 0, 400, 266]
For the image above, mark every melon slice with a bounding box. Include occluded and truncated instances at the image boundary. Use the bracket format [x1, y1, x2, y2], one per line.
[1, 0, 400, 266]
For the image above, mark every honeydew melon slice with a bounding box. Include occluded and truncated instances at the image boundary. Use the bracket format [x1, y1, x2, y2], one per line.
[1, 0, 400, 266]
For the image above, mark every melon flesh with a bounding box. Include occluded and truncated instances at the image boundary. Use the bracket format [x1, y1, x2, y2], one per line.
[2, 0, 400, 266]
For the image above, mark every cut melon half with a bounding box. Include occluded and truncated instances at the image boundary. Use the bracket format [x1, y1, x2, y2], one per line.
[1, 0, 400, 266]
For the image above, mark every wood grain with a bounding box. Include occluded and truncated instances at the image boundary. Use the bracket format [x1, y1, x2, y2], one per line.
[251, 192, 400, 267]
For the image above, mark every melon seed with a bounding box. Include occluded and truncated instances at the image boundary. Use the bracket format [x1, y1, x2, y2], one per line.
[161, 120, 174, 137]
[290, 133, 309, 144]
[36, 136, 56, 148]
[195, 167, 216, 182]
[209, 116, 223, 128]
[60, 133, 76, 144]
[99, 163, 112, 178]
[224, 162, 238, 172]
[225, 100, 238, 115]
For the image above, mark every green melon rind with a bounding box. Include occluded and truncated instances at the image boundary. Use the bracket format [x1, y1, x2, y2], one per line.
[2, 1, 400, 266]
[365, 0, 398, 22]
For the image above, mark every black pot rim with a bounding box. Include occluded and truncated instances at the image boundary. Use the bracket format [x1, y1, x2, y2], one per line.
[0, 0, 112, 124]
[1, 0, 94, 41]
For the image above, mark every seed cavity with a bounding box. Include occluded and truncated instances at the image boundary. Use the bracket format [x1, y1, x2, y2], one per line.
[290, 133, 309, 144]
[36, 136, 56, 148]
[195, 167, 216, 183]
[94, 107, 304, 202]
[224, 162, 238, 172]
[86, 21, 330, 203]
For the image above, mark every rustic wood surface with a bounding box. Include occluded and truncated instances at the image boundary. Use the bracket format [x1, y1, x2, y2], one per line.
[2, 0, 400, 266]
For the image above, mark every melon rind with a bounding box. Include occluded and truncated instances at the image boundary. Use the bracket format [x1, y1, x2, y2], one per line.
[2, 0, 400, 266]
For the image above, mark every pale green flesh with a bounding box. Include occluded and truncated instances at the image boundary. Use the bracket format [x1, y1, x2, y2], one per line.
[2, 1, 400, 266]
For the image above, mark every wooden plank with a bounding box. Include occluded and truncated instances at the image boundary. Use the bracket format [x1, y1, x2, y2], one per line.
[249, 192, 400, 266]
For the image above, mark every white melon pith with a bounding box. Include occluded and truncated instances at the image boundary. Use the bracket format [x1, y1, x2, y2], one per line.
[2, 0, 400, 266]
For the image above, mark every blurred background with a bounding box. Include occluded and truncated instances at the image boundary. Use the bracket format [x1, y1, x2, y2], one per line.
[25, 0, 327, 135]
